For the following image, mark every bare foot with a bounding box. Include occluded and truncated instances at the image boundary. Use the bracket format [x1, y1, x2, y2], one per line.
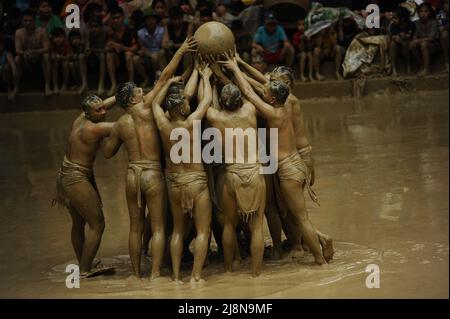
[300, 75, 307, 82]
[320, 238, 334, 262]
[418, 68, 429, 77]
[60, 85, 68, 93]
[107, 85, 116, 97]
[78, 84, 87, 95]
[189, 277, 206, 285]
[45, 85, 52, 97]
[290, 248, 305, 260]
[172, 278, 184, 285]
[97, 84, 105, 96]
[8, 88, 17, 101]
[392, 69, 398, 77]
[271, 247, 283, 260]
[309, 75, 315, 82]
[336, 72, 343, 80]
[316, 73, 325, 81]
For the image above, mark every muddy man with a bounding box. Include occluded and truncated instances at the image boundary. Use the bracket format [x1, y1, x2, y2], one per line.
[206, 83, 266, 277]
[222, 54, 328, 265]
[102, 37, 197, 280]
[53, 94, 116, 278]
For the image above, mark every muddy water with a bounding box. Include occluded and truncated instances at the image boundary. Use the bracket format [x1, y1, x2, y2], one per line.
[0, 91, 448, 298]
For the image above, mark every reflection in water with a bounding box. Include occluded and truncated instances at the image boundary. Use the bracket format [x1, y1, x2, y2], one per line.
[0, 91, 448, 298]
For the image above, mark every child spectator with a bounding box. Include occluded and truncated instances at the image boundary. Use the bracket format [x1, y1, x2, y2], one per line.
[231, 19, 252, 63]
[85, 15, 107, 95]
[312, 25, 345, 80]
[49, 27, 69, 94]
[389, 6, 415, 76]
[213, 2, 235, 27]
[0, 37, 18, 100]
[436, 0, 449, 71]
[106, 6, 139, 96]
[137, 8, 166, 86]
[292, 19, 313, 82]
[180, 0, 195, 23]
[163, 6, 193, 70]
[36, 0, 64, 36]
[410, 2, 440, 76]
[152, 0, 168, 26]
[15, 9, 52, 96]
[67, 30, 88, 94]
[252, 11, 294, 68]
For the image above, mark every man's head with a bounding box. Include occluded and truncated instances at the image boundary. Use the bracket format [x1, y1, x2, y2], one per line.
[164, 85, 189, 119]
[297, 19, 305, 33]
[152, 0, 167, 18]
[116, 82, 144, 109]
[180, 0, 193, 14]
[51, 27, 66, 46]
[264, 11, 278, 34]
[169, 6, 184, 28]
[130, 9, 144, 30]
[110, 6, 125, 29]
[216, 2, 228, 17]
[263, 80, 290, 106]
[82, 95, 106, 122]
[200, 8, 213, 25]
[88, 15, 102, 34]
[418, 2, 434, 21]
[38, 0, 52, 18]
[68, 30, 82, 47]
[83, 2, 102, 23]
[220, 84, 242, 111]
[143, 9, 161, 30]
[22, 9, 36, 31]
[270, 66, 294, 89]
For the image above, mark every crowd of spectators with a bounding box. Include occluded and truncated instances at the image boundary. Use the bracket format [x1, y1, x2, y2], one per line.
[0, 0, 448, 100]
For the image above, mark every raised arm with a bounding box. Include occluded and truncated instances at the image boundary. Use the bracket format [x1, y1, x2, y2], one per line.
[236, 49, 268, 84]
[187, 66, 212, 123]
[144, 37, 197, 105]
[103, 123, 122, 159]
[212, 82, 220, 110]
[103, 96, 116, 110]
[183, 66, 199, 101]
[152, 76, 183, 129]
[221, 55, 277, 120]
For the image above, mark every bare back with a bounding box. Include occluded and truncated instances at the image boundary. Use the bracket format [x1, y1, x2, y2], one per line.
[66, 114, 111, 167]
[285, 93, 310, 150]
[265, 105, 298, 161]
[116, 103, 162, 162]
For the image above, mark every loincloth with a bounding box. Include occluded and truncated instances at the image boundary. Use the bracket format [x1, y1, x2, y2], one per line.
[224, 163, 265, 223]
[165, 170, 208, 217]
[277, 152, 319, 205]
[52, 156, 100, 209]
[298, 145, 314, 179]
[127, 160, 163, 208]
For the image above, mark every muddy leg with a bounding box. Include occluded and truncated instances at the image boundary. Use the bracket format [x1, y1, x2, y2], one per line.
[68, 205, 86, 264]
[221, 181, 238, 273]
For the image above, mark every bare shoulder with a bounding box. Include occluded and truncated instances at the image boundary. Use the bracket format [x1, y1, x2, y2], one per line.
[242, 102, 256, 113]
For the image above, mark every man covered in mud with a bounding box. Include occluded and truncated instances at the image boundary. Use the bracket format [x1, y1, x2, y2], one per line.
[102, 37, 197, 280]
[53, 94, 116, 278]
[151, 65, 213, 284]
[222, 54, 328, 265]
[234, 54, 333, 262]
[206, 83, 266, 277]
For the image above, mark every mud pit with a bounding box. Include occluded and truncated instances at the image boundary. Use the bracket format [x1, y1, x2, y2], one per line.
[0, 91, 448, 298]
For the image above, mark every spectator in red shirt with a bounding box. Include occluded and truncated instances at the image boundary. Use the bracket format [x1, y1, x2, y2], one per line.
[292, 19, 313, 82]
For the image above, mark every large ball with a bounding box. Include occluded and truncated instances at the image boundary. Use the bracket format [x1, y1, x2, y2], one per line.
[194, 22, 235, 59]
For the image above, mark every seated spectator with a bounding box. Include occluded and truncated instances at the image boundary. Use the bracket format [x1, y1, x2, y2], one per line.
[67, 30, 88, 94]
[180, 0, 195, 24]
[152, 0, 168, 26]
[49, 27, 70, 94]
[213, 2, 235, 27]
[85, 15, 107, 95]
[292, 18, 313, 82]
[2, 7, 22, 55]
[312, 25, 345, 80]
[0, 37, 18, 100]
[437, 0, 449, 71]
[231, 19, 252, 63]
[409, 2, 440, 76]
[252, 11, 294, 68]
[106, 6, 139, 96]
[389, 6, 415, 76]
[136, 8, 167, 86]
[163, 6, 193, 69]
[15, 9, 52, 96]
[36, 0, 64, 36]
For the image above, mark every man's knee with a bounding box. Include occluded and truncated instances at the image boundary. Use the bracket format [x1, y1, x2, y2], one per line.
[89, 216, 105, 233]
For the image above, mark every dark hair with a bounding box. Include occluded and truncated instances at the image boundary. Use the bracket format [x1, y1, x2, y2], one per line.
[271, 66, 294, 87]
[51, 27, 65, 38]
[130, 9, 144, 25]
[22, 9, 36, 18]
[163, 91, 185, 111]
[169, 6, 183, 18]
[231, 19, 243, 30]
[268, 80, 289, 105]
[220, 84, 242, 111]
[81, 94, 102, 113]
[200, 8, 213, 18]
[110, 6, 124, 16]
[196, 0, 211, 11]
[418, 2, 435, 18]
[393, 6, 411, 21]
[68, 29, 81, 40]
[38, 0, 51, 7]
[83, 2, 102, 23]
[152, 0, 166, 8]
[88, 15, 102, 27]
[116, 82, 137, 108]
